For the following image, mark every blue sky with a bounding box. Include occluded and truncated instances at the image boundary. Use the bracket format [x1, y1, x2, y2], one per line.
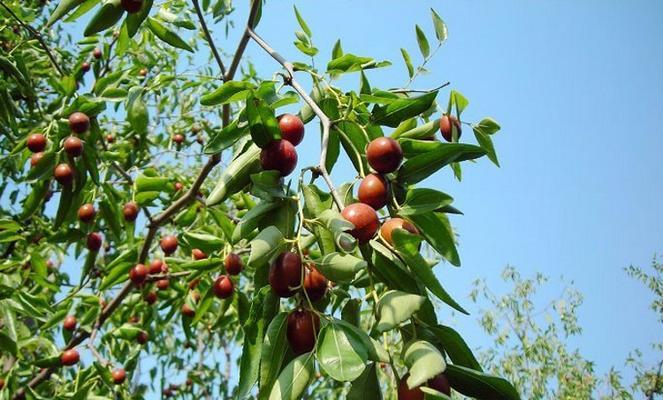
[45, 0, 662, 393]
[237, 0, 663, 379]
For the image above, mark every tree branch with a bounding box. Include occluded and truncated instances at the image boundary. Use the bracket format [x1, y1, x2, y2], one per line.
[191, 0, 226, 77]
[246, 28, 344, 210]
[0, 2, 65, 77]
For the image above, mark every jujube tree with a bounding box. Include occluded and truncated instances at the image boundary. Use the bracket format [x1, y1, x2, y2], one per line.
[0, 0, 513, 399]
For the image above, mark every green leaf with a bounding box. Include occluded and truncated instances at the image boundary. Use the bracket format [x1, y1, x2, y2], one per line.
[316, 253, 366, 283]
[445, 364, 520, 400]
[376, 290, 426, 332]
[393, 120, 438, 140]
[371, 92, 437, 128]
[327, 54, 390, 74]
[392, 229, 467, 314]
[84, 0, 124, 37]
[293, 5, 311, 37]
[449, 90, 469, 116]
[404, 340, 446, 388]
[200, 81, 254, 106]
[430, 325, 482, 371]
[26, 151, 56, 181]
[20, 181, 49, 219]
[317, 209, 356, 251]
[473, 126, 499, 166]
[408, 212, 459, 266]
[474, 117, 501, 135]
[248, 226, 285, 268]
[400, 189, 453, 216]
[204, 119, 248, 154]
[48, 0, 87, 26]
[182, 231, 224, 253]
[246, 95, 281, 148]
[126, 87, 148, 134]
[0, 332, 17, 356]
[233, 201, 279, 242]
[259, 313, 289, 399]
[431, 9, 448, 42]
[146, 17, 193, 52]
[347, 363, 382, 400]
[268, 353, 315, 400]
[401, 48, 414, 78]
[126, 0, 153, 37]
[397, 143, 486, 184]
[206, 143, 261, 206]
[415, 25, 430, 58]
[135, 174, 170, 193]
[331, 39, 343, 59]
[317, 320, 368, 382]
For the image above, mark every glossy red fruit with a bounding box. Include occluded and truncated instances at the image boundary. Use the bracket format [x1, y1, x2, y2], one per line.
[213, 275, 234, 299]
[192, 248, 207, 260]
[303, 266, 328, 302]
[224, 253, 243, 275]
[136, 330, 149, 344]
[112, 368, 126, 384]
[358, 173, 389, 210]
[63, 315, 77, 331]
[172, 133, 184, 144]
[54, 163, 74, 185]
[87, 232, 102, 251]
[81, 62, 91, 72]
[286, 309, 320, 354]
[63, 136, 83, 157]
[439, 114, 462, 142]
[68, 112, 90, 134]
[144, 291, 158, 305]
[341, 203, 379, 244]
[268, 251, 302, 298]
[92, 48, 102, 59]
[260, 139, 297, 176]
[427, 373, 451, 395]
[30, 152, 45, 167]
[78, 203, 96, 223]
[160, 235, 178, 255]
[121, 0, 143, 13]
[149, 259, 166, 275]
[380, 217, 419, 245]
[398, 374, 424, 400]
[27, 133, 46, 152]
[122, 202, 139, 222]
[106, 134, 115, 143]
[174, 182, 183, 192]
[278, 114, 305, 146]
[181, 303, 195, 317]
[129, 264, 147, 285]
[366, 137, 403, 173]
[156, 279, 169, 290]
[60, 349, 80, 366]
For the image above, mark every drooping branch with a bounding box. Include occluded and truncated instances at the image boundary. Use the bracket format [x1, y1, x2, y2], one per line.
[246, 28, 345, 210]
[0, 2, 65, 77]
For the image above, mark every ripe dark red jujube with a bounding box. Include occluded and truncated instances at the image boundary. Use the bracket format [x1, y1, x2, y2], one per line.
[112, 368, 126, 384]
[160, 235, 178, 255]
[122, 202, 139, 222]
[358, 173, 389, 210]
[87, 232, 102, 251]
[260, 139, 298, 176]
[172, 133, 184, 145]
[92, 48, 102, 59]
[144, 291, 158, 305]
[380, 217, 419, 245]
[77, 203, 96, 223]
[121, 0, 143, 13]
[60, 349, 80, 366]
[156, 279, 170, 290]
[341, 203, 380, 244]
[181, 303, 195, 317]
[136, 330, 149, 344]
[366, 137, 403, 173]
[54, 163, 74, 185]
[439, 114, 462, 142]
[286, 308, 320, 354]
[68, 112, 90, 134]
[63, 136, 83, 157]
[278, 113, 305, 146]
[81, 62, 90, 72]
[149, 259, 166, 275]
[129, 263, 147, 285]
[30, 152, 44, 167]
[427, 373, 451, 395]
[213, 275, 234, 299]
[63, 315, 77, 331]
[303, 266, 328, 302]
[192, 248, 207, 260]
[224, 252, 243, 275]
[268, 251, 302, 298]
[26, 133, 46, 152]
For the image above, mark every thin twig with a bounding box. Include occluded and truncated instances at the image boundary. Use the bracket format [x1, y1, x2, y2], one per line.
[390, 81, 450, 94]
[246, 28, 344, 209]
[191, 0, 226, 77]
[0, 1, 65, 77]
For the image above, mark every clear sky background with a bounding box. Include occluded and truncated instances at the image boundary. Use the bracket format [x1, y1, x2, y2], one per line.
[47, 0, 663, 393]
[232, 0, 663, 381]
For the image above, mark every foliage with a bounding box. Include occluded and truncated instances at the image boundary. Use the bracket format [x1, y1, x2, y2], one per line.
[471, 260, 663, 400]
[0, 0, 511, 399]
